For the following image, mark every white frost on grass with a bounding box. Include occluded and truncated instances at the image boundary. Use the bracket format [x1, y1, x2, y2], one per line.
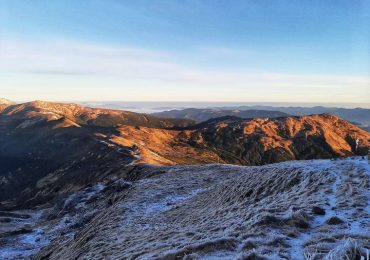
[289, 232, 312, 260]
[0, 182, 106, 260]
[125, 188, 206, 217]
[64, 182, 105, 209]
[285, 157, 370, 258]
[3, 157, 370, 259]
[127, 154, 141, 166]
[0, 210, 49, 260]
[327, 158, 370, 237]
[312, 168, 340, 228]
[142, 189, 205, 216]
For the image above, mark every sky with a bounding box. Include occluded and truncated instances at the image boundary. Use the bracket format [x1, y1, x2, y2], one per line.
[0, 0, 369, 104]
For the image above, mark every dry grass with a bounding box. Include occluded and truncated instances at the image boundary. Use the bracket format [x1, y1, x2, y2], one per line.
[1, 158, 366, 260]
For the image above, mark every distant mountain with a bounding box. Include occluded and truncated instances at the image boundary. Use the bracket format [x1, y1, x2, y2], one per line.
[153, 106, 370, 132]
[113, 114, 370, 166]
[0, 98, 15, 104]
[152, 108, 289, 122]
[0, 98, 15, 112]
[225, 105, 370, 131]
[1, 100, 195, 129]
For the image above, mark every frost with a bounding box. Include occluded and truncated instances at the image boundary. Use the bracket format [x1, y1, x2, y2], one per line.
[3, 157, 370, 259]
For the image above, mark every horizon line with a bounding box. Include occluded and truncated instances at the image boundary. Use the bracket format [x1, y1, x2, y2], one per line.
[4, 98, 370, 109]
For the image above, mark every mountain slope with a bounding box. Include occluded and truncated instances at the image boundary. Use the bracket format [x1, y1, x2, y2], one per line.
[0, 101, 194, 206]
[111, 114, 370, 166]
[2, 158, 369, 259]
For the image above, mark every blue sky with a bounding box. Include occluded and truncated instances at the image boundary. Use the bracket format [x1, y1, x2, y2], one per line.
[0, 0, 369, 103]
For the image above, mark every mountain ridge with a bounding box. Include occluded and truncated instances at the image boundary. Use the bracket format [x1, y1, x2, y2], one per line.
[0, 98, 15, 112]
[152, 108, 290, 122]
[153, 106, 370, 131]
[1, 100, 195, 129]
[111, 113, 370, 166]
[2, 157, 370, 259]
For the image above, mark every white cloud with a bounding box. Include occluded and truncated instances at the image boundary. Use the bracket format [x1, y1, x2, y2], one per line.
[0, 38, 369, 103]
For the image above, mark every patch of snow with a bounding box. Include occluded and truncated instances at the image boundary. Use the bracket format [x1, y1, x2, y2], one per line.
[0, 211, 49, 260]
[127, 154, 141, 166]
[142, 188, 206, 216]
[289, 232, 312, 260]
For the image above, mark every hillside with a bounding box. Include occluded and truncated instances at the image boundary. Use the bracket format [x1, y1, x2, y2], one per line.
[152, 108, 289, 122]
[1, 157, 369, 259]
[0, 100, 193, 206]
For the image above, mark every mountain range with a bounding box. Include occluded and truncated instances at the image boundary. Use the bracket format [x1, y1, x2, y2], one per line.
[152, 108, 289, 122]
[153, 106, 370, 132]
[0, 99, 370, 259]
[1, 99, 369, 206]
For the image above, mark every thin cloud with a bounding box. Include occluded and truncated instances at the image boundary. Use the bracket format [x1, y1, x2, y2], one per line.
[21, 70, 93, 76]
[0, 38, 369, 102]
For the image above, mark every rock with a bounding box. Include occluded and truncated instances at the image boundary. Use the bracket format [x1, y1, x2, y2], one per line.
[257, 215, 280, 226]
[326, 216, 345, 225]
[294, 218, 310, 229]
[287, 210, 310, 229]
[312, 206, 325, 215]
[242, 241, 256, 250]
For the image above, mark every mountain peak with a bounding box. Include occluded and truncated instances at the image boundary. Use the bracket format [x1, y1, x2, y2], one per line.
[0, 100, 195, 129]
[0, 98, 15, 105]
[0, 98, 16, 112]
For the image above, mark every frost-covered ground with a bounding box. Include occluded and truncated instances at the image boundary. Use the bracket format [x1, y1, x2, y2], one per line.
[0, 183, 106, 260]
[0, 210, 46, 259]
[1, 157, 370, 259]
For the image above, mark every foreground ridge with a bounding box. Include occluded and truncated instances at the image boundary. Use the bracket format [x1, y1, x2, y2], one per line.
[1, 157, 369, 259]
